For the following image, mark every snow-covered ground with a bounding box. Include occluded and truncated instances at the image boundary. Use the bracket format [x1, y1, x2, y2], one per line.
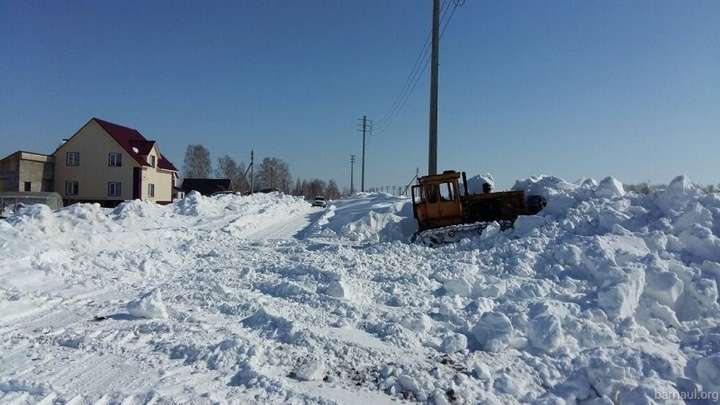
[1, 176, 720, 404]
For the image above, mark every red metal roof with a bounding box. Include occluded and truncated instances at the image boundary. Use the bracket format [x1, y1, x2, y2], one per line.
[93, 118, 177, 171]
[128, 140, 155, 155]
[158, 155, 178, 171]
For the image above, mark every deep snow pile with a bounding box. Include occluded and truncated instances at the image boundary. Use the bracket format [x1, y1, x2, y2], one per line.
[466, 173, 496, 193]
[1, 191, 310, 239]
[2, 177, 720, 404]
[306, 175, 720, 402]
[306, 192, 416, 243]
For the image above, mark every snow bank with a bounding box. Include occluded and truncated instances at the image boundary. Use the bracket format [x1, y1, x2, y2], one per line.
[307, 193, 416, 243]
[306, 175, 720, 401]
[466, 173, 495, 193]
[3, 191, 310, 238]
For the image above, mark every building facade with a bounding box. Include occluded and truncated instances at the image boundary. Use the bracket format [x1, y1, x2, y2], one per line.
[53, 118, 178, 206]
[0, 151, 55, 193]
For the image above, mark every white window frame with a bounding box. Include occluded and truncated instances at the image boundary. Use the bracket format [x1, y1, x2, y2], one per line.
[108, 152, 122, 167]
[148, 183, 155, 198]
[108, 182, 121, 197]
[149, 155, 156, 168]
[66, 152, 80, 166]
[65, 180, 79, 195]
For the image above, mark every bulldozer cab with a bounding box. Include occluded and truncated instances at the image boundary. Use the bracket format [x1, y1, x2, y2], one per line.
[411, 171, 464, 231]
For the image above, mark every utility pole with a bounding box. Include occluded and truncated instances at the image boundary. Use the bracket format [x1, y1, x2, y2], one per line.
[357, 115, 371, 192]
[350, 154, 356, 195]
[428, 0, 440, 175]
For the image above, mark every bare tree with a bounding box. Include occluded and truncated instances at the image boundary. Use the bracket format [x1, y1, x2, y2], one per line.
[236, 161, 250, 193]
[293, 179, 302, 196]
[255, 157, 292, 192]
[308, 179, 326, 197]
[183, 145, 212, 178]
[326, 180, 341, 200]
[216, 155, 250, 192]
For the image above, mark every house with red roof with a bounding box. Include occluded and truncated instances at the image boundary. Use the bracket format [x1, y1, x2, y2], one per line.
[53, 117, 178, 206]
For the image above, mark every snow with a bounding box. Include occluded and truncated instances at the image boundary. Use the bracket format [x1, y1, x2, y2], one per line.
[126, 289, 169, 319]
[1, 175, 720, 403]
[466, 173, 495, 193]
[293, 357, 326, 381]
[595, 176, 626, 199]
[439, 332, 467, 353]
[471, 311, 514, 352]
[527, 312, 564, 353]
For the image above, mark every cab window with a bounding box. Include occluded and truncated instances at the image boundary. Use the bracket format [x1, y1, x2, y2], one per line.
[426, 184, 440, 203]
[439, 182, 455, 201]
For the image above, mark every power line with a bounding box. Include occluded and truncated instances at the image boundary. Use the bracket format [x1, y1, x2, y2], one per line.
[373, 2, 442, 129]
[374, 0, 462, 135]
[377, 0, 459, 134]
[373, 0, 451, 132]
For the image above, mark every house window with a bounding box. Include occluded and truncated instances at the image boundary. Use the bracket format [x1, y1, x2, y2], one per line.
[148, 183, 155, 198]
[108, 182, 122, 197]
[149, 155, 156, 167]
[24, 182, 31, 192]
[108, 152, 122, 167]
[66, 152, 80, 166]
[65, 181, 79, 195]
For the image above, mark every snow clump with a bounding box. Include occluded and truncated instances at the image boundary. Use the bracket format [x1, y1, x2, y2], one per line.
[126, 289, 169, 320]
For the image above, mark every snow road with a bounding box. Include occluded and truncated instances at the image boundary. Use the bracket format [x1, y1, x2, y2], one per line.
[244, 205, 321, 240]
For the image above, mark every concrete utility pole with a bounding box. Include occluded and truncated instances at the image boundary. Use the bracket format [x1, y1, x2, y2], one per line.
[357, 115, 371, 192]
[350, 154, 356, 194]
[428, 0, 440, 175]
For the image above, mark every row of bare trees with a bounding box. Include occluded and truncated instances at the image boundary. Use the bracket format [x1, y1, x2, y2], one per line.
[183, 145, 291, 192]
[291, 179, 341, 199]
[182, 145, 342, 197]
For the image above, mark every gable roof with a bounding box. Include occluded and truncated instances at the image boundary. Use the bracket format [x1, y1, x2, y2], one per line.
[158, 155, 178, 171]
[93, 118, 177, 172]
[181, 178, 231, 195]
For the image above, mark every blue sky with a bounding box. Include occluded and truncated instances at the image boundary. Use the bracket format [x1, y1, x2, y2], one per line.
[1, 0, 718, 189]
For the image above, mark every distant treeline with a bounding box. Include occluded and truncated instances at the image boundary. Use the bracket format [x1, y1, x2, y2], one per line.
[182, 144, 342, 198]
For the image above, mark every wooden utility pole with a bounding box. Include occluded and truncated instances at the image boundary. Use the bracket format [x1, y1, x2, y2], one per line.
[428, 0, 440, 175]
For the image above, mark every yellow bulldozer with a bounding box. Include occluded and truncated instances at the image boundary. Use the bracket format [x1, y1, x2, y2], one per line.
[410, 170, 546, 244]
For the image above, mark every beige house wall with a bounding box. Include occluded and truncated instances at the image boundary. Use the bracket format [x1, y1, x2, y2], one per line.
[140, 146, 173, 202]
[54, 120, 138, 201]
